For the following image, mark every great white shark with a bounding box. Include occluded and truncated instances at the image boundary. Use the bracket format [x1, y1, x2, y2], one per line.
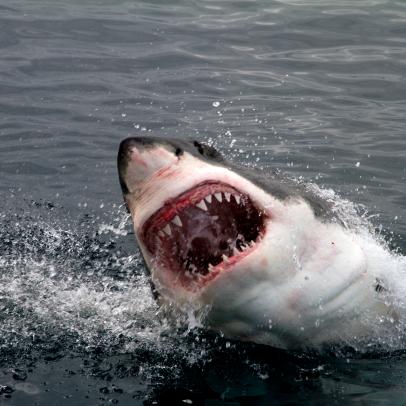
[117, 136, 400, 350]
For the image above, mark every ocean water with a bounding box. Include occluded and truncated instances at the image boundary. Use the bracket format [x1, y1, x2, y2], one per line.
[1, 0, 405, 404]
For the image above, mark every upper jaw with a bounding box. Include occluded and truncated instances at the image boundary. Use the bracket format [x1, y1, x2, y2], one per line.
[128, 156, 279, 231]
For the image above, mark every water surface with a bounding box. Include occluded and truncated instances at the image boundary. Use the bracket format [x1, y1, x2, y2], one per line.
[1, 0, 405, 404]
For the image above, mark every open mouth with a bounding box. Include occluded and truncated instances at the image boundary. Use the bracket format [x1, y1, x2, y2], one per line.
[141, 182, 267, 290]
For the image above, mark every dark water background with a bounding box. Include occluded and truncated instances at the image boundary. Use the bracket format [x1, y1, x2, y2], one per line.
[1, 0, 405, 404]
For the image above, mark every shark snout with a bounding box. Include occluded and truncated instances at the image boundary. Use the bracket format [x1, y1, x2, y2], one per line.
[117, 137, 179, 195]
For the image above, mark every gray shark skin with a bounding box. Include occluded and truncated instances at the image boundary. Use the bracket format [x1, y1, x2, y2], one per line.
[117, 136, 396, 350]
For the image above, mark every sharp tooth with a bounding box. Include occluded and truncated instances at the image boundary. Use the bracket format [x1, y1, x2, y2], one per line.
[214, 192, 222, 202]
[234, 195, 241, 205]
[249, 240, 255, 247]
[205, 194, 212, 204]
[163, 224, 172, 236]
[222, 254, 229, 263]
[224, 192, 231, 202]
[233, 247, 239, 256]
[196, 199, 208, 211]
[158, 230, 165, 238]
[171, 215, 182, 227]
[208, 263, 214, 272]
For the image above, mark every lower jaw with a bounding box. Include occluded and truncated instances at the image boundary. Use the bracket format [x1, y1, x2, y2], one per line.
[150, 237, 261, 293]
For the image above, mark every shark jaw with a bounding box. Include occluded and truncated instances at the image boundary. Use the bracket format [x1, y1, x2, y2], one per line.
[140, 180, 268, 292]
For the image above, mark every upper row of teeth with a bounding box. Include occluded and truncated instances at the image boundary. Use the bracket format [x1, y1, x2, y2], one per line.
[196, 192, 241, 210]
[157, 192, 242, 237]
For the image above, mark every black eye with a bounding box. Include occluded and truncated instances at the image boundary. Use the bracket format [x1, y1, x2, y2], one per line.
[175, 147, 183, 157]
[193, 141, 204, 155]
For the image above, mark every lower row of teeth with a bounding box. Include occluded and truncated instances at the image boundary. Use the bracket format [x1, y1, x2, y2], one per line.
[157, 191, 243, 238]
[184, 240, 257, 277]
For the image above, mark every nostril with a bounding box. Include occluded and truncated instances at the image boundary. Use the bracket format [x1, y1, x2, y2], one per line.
[129, 145, 139, 154]
[118, 138, 139, 159]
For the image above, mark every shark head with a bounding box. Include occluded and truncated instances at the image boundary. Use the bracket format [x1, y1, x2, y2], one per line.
[118, 137, 273, 295]
[118, 137, 383, 349]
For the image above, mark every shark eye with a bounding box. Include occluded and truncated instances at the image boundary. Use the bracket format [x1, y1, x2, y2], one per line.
[175, 147, 183, 157]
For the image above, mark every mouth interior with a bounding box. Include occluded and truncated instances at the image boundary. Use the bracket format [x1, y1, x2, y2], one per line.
[142, 182, 266, 288]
